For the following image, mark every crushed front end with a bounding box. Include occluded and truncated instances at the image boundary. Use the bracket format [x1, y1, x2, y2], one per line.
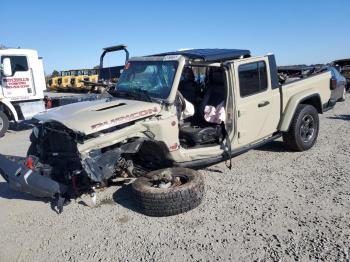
[29, 121, 122, 195]
[23, 119, 172, 198]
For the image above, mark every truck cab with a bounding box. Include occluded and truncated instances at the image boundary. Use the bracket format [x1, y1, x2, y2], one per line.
[0, 48, 46, 136]
[125, 50, 331, 164]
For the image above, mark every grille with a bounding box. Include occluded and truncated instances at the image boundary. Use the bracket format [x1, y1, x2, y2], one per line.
[41, 124, 81, 171]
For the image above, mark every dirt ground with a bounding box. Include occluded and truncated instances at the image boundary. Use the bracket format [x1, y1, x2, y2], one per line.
[0, 98, 349, 262]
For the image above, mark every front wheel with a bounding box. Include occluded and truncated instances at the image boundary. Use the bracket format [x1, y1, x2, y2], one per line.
[132, 168, 205, 217]
[0, 111, 9, 137]
[283, 104, 319, 151]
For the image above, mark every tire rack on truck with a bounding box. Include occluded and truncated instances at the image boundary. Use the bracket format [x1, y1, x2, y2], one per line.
[80, 44, 129, 92]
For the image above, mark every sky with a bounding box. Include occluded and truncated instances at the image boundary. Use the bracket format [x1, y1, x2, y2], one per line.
[1, 0, 349, 74]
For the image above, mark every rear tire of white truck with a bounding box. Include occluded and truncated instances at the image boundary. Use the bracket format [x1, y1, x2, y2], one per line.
[283, 104, 319, 151]
[0, 111, 9, 137]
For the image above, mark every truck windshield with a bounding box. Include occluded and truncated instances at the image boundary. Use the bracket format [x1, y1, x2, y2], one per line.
[114, 60, 178, 100]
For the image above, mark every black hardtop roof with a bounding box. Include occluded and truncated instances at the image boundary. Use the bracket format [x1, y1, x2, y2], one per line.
[150, 48, 251, 62]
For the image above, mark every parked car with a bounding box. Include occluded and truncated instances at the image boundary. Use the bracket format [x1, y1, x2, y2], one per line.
[332, 58, 350, 91]
[317, 66, 346, 103]
[340, 66, 350, 91]
[0, 49, 333, 216]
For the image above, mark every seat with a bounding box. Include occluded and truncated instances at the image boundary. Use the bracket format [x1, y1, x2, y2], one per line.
[199, 68, 226, 118]
[178, 67, 197, 105]
[180, 122, 223, 146]
[179, 68, 226, 146]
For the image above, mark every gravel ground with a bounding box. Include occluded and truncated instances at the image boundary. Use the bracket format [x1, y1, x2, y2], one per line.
[0, 98, 349, 262]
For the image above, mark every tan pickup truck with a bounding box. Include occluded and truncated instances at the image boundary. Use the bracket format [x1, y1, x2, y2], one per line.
[0, 49, 333, 216]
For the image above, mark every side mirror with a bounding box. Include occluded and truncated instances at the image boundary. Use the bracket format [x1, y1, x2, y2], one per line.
[2, 58, 13, 77]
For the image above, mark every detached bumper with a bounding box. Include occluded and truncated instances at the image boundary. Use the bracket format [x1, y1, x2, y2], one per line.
[0, 154, 67, 198]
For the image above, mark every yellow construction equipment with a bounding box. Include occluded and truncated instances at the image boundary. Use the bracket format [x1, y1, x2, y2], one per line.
[87, 69, 99, 86]
[69, 69, 98, 92]
[57, 70, 73, 91]
[70, 69, 86, 91]
[47, 75, 60, 91]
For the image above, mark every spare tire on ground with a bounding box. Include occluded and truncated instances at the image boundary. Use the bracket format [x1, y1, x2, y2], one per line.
[131, 167, 204, 217]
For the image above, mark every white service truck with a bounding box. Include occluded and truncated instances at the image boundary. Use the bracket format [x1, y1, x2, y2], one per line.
[0, 48, 46, 136]
[0, 48, 108, 137]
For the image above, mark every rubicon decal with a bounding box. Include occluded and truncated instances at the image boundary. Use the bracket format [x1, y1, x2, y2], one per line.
[91, 107, 159, 130]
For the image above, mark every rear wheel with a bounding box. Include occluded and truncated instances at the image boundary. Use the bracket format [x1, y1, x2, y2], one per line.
[283, 104, 319, 151]
[0, 111, 9, 137]
[132, 168, 204, 217]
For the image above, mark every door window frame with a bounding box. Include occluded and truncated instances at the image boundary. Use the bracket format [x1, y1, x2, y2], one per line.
[237, 60, 269, 98]
[1, 55, 29, 76]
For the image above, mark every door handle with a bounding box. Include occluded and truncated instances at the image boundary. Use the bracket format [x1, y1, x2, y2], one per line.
[258, 101, 270, 107]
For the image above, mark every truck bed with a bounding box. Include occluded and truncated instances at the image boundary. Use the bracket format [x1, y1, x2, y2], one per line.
[282, 71, 331, 108]
[278, 71, 332, 131]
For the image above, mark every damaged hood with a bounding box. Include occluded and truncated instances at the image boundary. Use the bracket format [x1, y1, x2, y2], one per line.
[35, 98, 161, 135]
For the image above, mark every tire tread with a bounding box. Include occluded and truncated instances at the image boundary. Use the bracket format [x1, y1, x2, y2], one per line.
[283, 104, 319, 151]
[132, 168, 204, 217]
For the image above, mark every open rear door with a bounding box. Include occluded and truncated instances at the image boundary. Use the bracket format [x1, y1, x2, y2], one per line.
[231, 57, 280, 146]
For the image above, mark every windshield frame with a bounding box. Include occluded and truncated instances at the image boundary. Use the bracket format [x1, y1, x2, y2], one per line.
[112, 55, 186, 103]
[114, 59, 178, 101]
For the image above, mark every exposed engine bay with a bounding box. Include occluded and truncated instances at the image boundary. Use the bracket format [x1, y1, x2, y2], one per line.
[28, 121, 172, 200]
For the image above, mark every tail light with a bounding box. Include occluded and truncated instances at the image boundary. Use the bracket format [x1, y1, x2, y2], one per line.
[25, 156, 34, 170]
[46, 98, 52, 109]
[330, 78, 337, 90]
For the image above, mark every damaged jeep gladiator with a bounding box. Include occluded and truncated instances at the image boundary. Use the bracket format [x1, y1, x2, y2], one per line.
[0, 49, 332, 216]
